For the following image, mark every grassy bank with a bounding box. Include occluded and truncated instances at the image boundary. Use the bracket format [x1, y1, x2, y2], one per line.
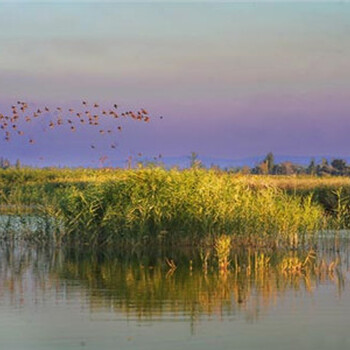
[0, 168, 334, 247]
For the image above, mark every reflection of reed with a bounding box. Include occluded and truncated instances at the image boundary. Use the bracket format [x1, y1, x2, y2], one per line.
[0, 241, 348, 324]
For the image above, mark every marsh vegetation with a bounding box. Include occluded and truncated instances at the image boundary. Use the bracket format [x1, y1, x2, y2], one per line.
[1, 168, 350, 349]
[0, 167, 350, 249]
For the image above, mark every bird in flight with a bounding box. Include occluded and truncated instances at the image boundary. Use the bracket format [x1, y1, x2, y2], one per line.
[0, 100, 154, 155]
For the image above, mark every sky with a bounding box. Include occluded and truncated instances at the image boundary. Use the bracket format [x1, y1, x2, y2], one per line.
[1, 2, 350, 166]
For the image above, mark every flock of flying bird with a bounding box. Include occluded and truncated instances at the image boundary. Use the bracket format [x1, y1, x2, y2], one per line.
[0, 100, 158, 151]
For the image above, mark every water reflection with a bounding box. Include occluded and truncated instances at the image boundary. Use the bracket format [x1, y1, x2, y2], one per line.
[0, 235, 349, 328]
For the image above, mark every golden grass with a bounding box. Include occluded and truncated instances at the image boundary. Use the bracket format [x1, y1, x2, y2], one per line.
[1, 168, 347, 247]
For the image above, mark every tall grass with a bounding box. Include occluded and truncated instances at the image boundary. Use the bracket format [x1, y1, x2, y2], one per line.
[0, 168, 327, 246]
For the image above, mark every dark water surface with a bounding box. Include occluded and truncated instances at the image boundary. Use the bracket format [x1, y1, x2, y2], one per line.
[0, 234, 349, 350]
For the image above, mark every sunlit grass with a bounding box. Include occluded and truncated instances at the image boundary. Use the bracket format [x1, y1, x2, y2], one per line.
[1, 167, 348, 247]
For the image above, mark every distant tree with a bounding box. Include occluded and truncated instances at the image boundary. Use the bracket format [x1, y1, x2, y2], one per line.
[15, 159, 21, 169]
[280, 161, 295, 175]
[263, 152, 275, 174]
[331, 159, 347, 175]
[272, 163, 282, 175]
[189, 152, 202, 169]
[307, 158, 317, 176]
[258, 161, 269, 175]
[317, 158, 332, 176]
[0, 157, 10, 169]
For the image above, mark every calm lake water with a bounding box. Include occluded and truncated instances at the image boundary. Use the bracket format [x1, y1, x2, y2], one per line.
[0, 234, 349, 350]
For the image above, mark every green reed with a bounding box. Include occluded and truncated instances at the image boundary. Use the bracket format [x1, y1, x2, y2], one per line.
[0, 167, 329, 247]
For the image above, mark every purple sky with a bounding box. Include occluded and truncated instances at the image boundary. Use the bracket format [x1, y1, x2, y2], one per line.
[1, 2, 350, 166]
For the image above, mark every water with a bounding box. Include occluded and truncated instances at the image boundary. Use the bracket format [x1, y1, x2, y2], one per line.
[0, 236, 349, 350]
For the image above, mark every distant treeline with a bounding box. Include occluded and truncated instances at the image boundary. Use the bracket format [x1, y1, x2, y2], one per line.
[240, 153, 350, 176]
[187, 152, 350, 176]
[2, 152, 350, 176]
[186, 152, 350, 176]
